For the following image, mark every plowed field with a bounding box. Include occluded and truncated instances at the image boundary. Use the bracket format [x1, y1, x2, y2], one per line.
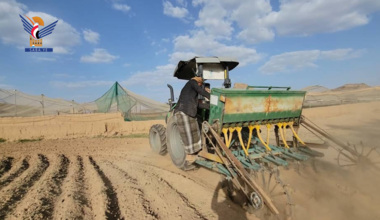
[1, 102, 380, 220]
[0, 138, 253, 220]
[1, 137, 379, 220]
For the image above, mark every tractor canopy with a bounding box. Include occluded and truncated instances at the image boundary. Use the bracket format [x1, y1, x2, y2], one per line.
[173, 57, 239, 80]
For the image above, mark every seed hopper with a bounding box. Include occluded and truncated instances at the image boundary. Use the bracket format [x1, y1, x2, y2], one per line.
[149, 57, 380, 219]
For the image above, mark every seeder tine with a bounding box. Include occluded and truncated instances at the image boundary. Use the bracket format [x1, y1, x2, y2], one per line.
[284, 148, 310, 161]
[195, 160, 235, 177]
[250, 125, 272, 151]
[240, 158, 261, 171]
[251, 145, 289, 167]
[288, 122, 306, 146]
[277, 123, 290, 148]
[262, 154, 289, 167]
[298, 146, 324, 157]
[270, 145, 310, 161]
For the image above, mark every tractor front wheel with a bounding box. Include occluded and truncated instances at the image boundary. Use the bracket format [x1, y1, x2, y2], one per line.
[149, 124, 167, 155]
[166, 116, 194, 170]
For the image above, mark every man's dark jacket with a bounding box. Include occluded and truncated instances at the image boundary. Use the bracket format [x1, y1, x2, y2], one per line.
[175, 79, 210, 118]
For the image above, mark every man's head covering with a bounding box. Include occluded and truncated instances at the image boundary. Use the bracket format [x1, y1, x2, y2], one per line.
[192, 76, 203, 83]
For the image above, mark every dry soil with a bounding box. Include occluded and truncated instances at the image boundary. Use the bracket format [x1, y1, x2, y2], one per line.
[1, 101, 380, 220]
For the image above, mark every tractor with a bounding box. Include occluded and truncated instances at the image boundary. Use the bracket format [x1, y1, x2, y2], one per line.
[148, 57, 380, 219]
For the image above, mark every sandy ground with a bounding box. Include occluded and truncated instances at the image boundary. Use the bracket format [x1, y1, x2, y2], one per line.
[1, 101, 380, 220]
[0, 112, 165, 141]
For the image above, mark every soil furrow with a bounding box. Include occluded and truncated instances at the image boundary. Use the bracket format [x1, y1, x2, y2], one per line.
[105, 162, 159, 219]
[52, 155, 91, 220]
[114, 158, 213, 219]
[108, 160, 212, 220]
[0, 157, 14, 178]
[30, 154, 69, 219]
[0, 154, 49, 219]
[83, 155, 107, 219]
[148, 170, 209, 220]
[137, 187, 160, 219]
[89, 156, 123, 220]
[73, 155, 90, 216]
[119, 157, 213, 189]
[0, 157, 30, 190]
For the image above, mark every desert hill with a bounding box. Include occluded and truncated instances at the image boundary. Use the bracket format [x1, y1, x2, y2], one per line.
[301, 85, 329, 92]
[303, 83, 380, 108]
[331, 83, 371, 92]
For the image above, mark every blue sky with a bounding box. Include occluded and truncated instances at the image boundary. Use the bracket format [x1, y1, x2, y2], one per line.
[0, 0, 379, 103]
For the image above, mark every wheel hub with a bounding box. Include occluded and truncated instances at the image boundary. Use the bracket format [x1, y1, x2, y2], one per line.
[249, 191, 263, 209]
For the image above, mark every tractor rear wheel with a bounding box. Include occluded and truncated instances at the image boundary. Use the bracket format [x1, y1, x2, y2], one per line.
[166, 116, 194, 170]
[149, 124, 167, 155]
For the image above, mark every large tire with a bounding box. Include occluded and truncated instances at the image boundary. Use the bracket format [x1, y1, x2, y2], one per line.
[166, 116, 194, 170]
[149, 124, 167, 155]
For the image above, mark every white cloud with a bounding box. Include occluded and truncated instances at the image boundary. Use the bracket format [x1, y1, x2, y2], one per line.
[192, 0, 274, 43]
[169, 51, 198, 64]
[0, 0, 80, 54]
[162, 38, 170, 43]
[173, 31, 218, 52]
[213, 45, 261, 66]
[115, 0, 378, 99]
[259, 49, 364, 74]
[53, 73, 72, 78]
[120, 64, 189, 103]
[155, 48, 168, 55]
[268, 0, 380, 36]
[191, 0, 380, 44]
[83, 29, 99, 44]
[320, 49, 365, 60]
[194, 1, 233, 39]
[163, 1, 189, 19]
[172, 31, 261, 66]
[52, 47, 71, 54]
[112, 3, 131, 13]
[36, 57, 57, 62]
[122, 64, 177, 87]
[231, 0, 274, 43]
[176, 0, 187, 7]
[50, 80, 114, 88]
[80, 48, 119, 63]
[0, 0, 26, 44]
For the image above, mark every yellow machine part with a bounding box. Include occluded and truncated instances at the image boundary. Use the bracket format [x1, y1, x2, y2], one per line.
[221, 121, 306, 156]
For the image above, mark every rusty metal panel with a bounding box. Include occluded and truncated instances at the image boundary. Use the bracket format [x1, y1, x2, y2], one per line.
[224, 95, 304, 114]
[208, 88, 306, 127]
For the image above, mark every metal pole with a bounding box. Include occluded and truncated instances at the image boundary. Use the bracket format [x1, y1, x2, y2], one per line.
[41, 94, 45, 116]
[115, 84, 119, 112]
[72, 100, 75, 114]
[14, 89, 17, 116]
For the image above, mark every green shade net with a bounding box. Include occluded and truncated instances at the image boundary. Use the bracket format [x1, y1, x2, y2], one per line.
[94, 82, 169, 121]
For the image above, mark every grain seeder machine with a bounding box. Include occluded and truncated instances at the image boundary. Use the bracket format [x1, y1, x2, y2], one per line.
[149, 57, 380, 219]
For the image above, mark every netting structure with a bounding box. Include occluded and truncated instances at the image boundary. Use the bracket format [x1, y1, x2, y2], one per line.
[93, 82, 169, 121]
[0, 89, 84, 117]
[0, 82, 169, 120]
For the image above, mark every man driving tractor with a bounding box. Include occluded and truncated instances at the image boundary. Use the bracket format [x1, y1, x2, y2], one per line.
[174, 76, 210, 166]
